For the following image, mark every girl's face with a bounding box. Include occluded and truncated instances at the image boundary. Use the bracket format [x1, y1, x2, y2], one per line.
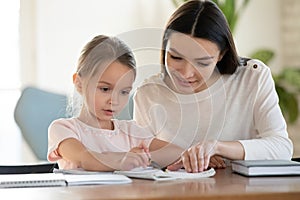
[78, 61, 135, 128]
[165, 32, 223, 94]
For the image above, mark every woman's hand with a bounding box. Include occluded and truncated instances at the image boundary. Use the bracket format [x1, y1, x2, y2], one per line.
[119, 142, 150, 171]
[181, 140, 218, 172]
[167, 155, 226, 172]
[166, 158, 183, 171]
[209, 155, 226, 169]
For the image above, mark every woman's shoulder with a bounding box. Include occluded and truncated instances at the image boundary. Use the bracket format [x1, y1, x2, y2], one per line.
[233, 58, 272, 82]
[138, 73, 165, 87]
[220, 58, 273, 91]
[114, 120, 152, 135]
[136, 73, 170, 94]
[238, 58, 271, 74]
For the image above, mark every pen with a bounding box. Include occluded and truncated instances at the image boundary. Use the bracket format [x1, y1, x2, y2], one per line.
[138, 142, 162, 170]
[149, 160, 162, 170]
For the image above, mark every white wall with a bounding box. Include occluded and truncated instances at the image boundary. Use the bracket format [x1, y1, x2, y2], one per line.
[20, 0, 282, 94]
[281, 0, 300, 67]
[20, 0, 175, 94]
[235, 0, 282, 73]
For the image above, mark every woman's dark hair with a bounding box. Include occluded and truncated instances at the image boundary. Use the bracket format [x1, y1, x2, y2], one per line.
[161, 0, 240, 74]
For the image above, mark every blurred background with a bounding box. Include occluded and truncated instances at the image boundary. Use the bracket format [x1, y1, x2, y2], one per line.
[0, 0, 299, 164]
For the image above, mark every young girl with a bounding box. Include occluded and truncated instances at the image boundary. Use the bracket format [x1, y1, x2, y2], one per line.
[133, 0, 293, 172]
[47, 35, 183, 171]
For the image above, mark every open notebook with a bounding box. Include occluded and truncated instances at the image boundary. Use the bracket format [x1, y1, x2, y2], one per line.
[54, 167, 216, 181]
[114, 167, 216, 181]
[0, 172, 132, 188]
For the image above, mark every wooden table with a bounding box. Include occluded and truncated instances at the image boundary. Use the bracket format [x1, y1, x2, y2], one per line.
[1, 167, 300, 200]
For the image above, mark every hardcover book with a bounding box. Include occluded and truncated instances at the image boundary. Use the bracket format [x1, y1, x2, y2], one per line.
[231, 160, 300, 176]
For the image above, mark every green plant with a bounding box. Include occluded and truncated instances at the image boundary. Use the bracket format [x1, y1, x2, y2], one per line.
[211, 0, 250, 32]
[274, 70, 300, 123]
[172, 0, 300, 123]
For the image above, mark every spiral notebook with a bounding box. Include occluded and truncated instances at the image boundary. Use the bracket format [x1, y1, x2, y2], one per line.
[0, 172, 132, 188]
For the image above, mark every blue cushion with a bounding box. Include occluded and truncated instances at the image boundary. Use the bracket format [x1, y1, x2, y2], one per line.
[14, 87, 67, 160]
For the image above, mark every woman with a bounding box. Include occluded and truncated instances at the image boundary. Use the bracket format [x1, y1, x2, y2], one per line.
[133, 0, 293, 172]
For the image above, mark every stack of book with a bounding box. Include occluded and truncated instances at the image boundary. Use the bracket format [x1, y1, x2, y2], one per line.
[231, 160, 300, 176]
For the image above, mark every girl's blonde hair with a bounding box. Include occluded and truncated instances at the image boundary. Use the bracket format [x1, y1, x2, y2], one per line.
[68, 35, 136, 117]
[76, 35, 136, 80]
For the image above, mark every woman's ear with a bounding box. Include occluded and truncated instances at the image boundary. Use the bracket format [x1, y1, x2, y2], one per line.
[73, 73, 83, 94]
[218, 49, 227, 61]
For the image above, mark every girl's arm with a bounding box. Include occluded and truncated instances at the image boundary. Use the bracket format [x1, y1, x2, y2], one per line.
[148, 138, 183, 168]
[58, 138, 149, 171]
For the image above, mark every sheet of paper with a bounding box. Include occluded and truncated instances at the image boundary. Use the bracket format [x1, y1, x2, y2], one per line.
[114, 167, 216, 181]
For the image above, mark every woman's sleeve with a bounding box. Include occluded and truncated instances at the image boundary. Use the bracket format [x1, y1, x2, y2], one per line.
[239, 63, 293, 160]
[47, 119, 79, 162]
[133, 88, 155, 133]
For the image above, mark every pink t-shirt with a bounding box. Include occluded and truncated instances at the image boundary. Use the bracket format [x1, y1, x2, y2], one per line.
[47, 118, 154, 169]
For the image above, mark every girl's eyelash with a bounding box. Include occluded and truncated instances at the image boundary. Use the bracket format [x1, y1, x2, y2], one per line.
[121, 90, 130, 95]
[99, 86, 131, 95]
[170, 54, 182, 60]
[99, 87, 110, 92]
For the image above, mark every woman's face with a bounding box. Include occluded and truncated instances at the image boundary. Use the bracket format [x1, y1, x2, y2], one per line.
[165, 32, 222, 94]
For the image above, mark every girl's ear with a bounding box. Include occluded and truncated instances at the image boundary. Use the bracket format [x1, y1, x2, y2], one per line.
[73, 73, 83, 94]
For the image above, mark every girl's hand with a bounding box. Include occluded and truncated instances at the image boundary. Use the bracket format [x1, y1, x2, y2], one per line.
[209, 155, 226, 169]
[119, 142, 150, 171]
[181, 140, 218, 173]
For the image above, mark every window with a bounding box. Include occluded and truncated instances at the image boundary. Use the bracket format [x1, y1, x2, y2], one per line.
[0, 0, 22, 163]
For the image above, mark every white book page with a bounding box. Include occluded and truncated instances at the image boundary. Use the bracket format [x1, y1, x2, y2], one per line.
[64, 174, 132, 185]
[114, 167, 216, 181]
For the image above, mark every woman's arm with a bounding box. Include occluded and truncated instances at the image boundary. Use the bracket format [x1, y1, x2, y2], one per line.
[246, 65, 293, 160]
[147, 138, 245, 171]
[216, 141, 245, 160]
[169, 140, 245, 173]
[149, 138, 183, 168]
[208, 141, 244, 169]
[58, 138, 149, 171]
